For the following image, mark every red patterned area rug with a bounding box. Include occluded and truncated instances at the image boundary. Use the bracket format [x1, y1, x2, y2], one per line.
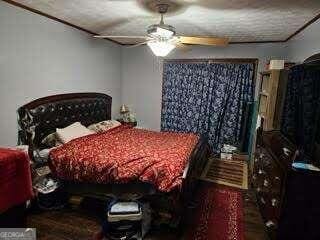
[186, 184, 244, 240]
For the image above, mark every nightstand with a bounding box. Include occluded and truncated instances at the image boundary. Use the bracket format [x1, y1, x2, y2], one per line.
[117, 119, 137, 127]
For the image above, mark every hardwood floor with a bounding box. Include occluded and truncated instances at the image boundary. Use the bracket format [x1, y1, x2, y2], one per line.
[27, 185, 269, 240]
[28, 209, 100, 240]
[243, 190, 269, 240]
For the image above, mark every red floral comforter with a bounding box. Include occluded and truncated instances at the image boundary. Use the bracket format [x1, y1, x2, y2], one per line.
[49, 125, 199, 192]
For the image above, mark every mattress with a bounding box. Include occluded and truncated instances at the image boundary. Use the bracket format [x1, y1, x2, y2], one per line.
[49, 125, 199, 192]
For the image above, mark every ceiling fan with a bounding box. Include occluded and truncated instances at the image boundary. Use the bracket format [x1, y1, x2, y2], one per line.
[94, 3, 229, 57]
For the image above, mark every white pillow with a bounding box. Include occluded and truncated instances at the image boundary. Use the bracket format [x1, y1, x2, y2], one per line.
[88, 120, 121, 133]
[56, 122, 94, 143]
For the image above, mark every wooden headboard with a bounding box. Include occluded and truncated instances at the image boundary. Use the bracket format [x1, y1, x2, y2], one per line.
[17, 92, 112, 147]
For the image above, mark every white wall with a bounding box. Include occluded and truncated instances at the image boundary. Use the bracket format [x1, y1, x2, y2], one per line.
[285, 19, 320, 62]
[0, 1, 122, 146]
[121, 43, 286, 131]
[2, 0, 319, 146]
[121, 18, 320, 132]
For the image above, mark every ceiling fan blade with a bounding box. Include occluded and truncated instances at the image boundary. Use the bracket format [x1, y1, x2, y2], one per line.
[177, 36, 229, 46]
[126, 41, 150, 48]
[175, 42, 191, 52]
[93, 35, 149, 39]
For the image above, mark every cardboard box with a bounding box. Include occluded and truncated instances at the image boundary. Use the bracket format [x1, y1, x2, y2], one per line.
[269, 60, 284, 70]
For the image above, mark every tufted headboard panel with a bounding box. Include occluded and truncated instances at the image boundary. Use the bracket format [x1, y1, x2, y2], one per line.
[17, 92, 112, 147]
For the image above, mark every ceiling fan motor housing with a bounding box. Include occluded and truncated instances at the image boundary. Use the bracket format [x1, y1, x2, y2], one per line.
[157, 3, 169, 14]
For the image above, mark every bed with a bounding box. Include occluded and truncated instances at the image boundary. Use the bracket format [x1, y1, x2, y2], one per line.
[17, 92, 210, 223]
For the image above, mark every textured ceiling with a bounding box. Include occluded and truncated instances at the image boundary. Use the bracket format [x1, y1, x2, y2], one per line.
[9, 0, 320, 44]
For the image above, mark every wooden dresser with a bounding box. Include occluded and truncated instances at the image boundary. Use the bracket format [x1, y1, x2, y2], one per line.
[252, 130, 296, 238]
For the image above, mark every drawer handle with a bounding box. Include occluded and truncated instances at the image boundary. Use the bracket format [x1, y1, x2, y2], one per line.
[271, 198, 278, 207]
[275, 176, 281, 181]
[266, 220, 275, 228]
[283, 147, 291, 156]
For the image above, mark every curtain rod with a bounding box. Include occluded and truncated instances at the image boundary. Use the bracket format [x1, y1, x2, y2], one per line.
[162, 58, 259, 86]
[163, 58, 259, 64]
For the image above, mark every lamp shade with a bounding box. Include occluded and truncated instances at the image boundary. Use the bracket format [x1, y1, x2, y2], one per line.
[120, 104, 129, 114]
[147, 40, 175, 57]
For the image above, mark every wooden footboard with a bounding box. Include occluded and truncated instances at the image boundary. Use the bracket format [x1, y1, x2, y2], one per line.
[177, 137, 211, 224]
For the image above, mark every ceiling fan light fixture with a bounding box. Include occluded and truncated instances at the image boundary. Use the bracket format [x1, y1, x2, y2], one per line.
[151, 26, 174, 38]
[147, 40, 175, 57]
[147, 24, 175, 38]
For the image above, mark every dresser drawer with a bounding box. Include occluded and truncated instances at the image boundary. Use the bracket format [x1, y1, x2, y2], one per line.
[269, 163, 284, 193]
[263, 132, 295, 167]
[253, 147, 284, 190]
[256, 148, 274, 169]
[254, 172, 282, 197]
[257, 192, 281, 227]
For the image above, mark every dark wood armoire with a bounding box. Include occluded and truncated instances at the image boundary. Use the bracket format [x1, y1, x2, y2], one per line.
[253, 53, 320, 240]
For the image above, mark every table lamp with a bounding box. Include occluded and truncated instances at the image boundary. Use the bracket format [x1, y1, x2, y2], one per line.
[120, 104, 129, 121]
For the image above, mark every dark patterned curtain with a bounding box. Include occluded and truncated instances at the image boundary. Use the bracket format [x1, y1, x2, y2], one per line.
[161, 61, 255, 152]
[281, 64, 320, 153]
